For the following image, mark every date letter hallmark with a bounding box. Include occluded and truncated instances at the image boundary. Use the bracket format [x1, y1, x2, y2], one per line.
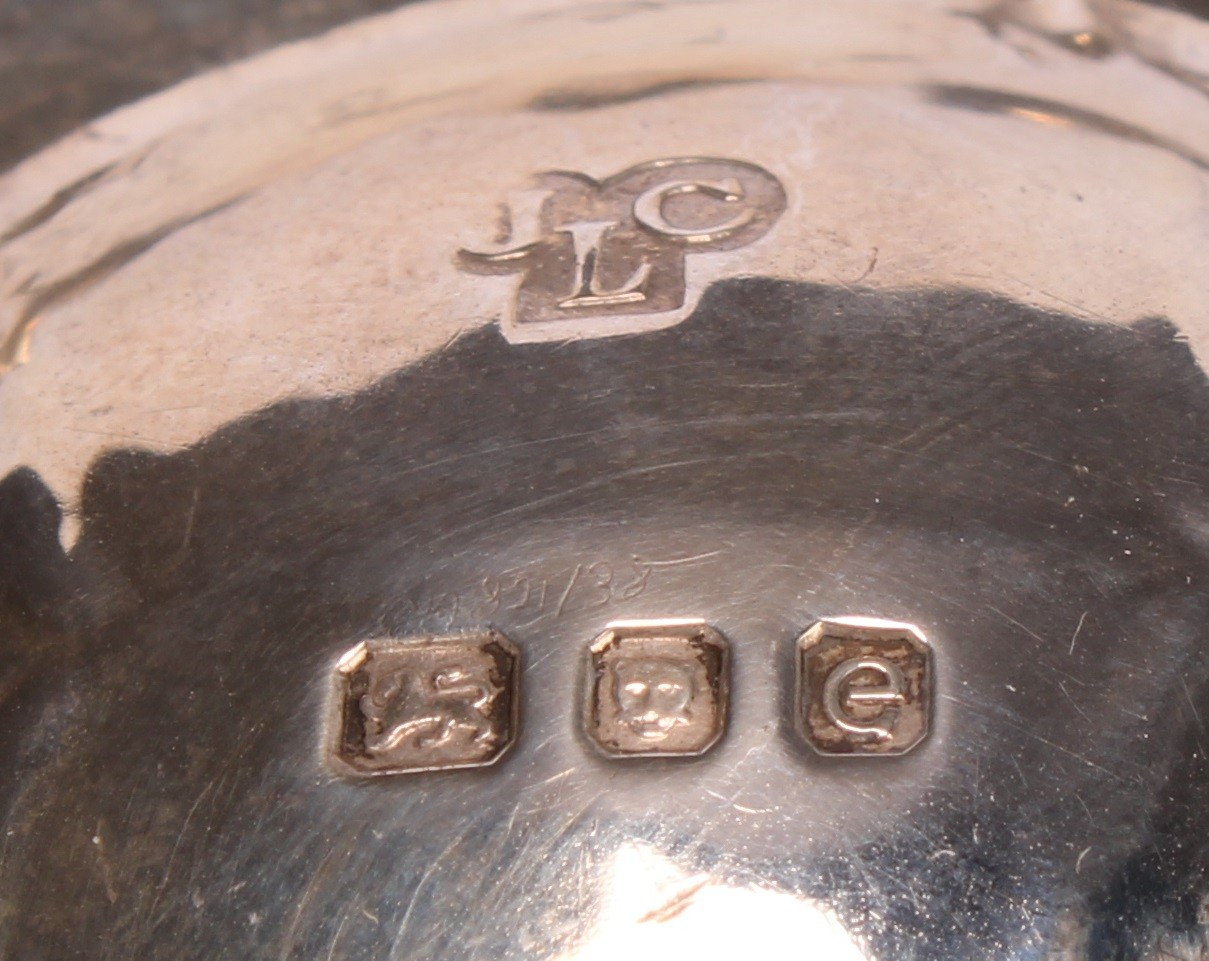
[329, 631, 520, 776]
[584, 620, 730, 758]
[458, 158, 786, 343]
[796, 618, 932, 757]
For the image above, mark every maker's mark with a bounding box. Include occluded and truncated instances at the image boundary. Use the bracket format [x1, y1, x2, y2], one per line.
[458, 157, 786, 343]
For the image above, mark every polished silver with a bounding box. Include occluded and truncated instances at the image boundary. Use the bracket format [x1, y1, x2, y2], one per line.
[5, 1, 1209, 959]
[796, 618, 932, 756]
[329, 631, 520, 775]
[584, 619, 730, 758]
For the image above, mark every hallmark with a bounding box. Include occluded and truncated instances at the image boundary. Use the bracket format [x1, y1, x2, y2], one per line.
[583, 619, 730, 758]
[330, 630, 520, 776]
[795, 618, 932, 756]
[459, 157, 786, 342]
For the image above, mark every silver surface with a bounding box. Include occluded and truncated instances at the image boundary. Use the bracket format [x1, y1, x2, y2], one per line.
[2, 1, 1209, 960]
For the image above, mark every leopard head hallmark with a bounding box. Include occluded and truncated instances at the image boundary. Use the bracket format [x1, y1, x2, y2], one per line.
[458, 157, 787, 343]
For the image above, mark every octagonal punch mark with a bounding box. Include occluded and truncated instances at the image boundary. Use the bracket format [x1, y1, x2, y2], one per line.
[330, 630, 520, 776]
[584, 619, 730, 758]
[795, 617, 932, 756]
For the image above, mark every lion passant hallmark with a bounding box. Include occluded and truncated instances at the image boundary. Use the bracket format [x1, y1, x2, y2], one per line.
[330, 631, 520, 775]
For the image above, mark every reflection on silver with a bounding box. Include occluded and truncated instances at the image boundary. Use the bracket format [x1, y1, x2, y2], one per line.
[329, 631, 520, 775]
[584, 620, 729, 758]
[556, 842, 868, 961]
[6, 0, 1209, 958]
[796, 618, 932, 756]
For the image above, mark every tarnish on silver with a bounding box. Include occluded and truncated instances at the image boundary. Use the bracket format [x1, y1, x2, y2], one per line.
[458, 157, 786, 344]
[796, 618, 932, 756]
[584, 619, 730, 758]
[329, 630, 520, 775]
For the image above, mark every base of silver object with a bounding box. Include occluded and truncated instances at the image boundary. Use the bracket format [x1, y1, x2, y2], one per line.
[3, 2, 1209, 959]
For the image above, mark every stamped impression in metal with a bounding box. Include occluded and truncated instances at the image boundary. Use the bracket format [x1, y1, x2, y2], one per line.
[459, 157, 786, 343]
[330, 631, 520, 776]
[584, 619, 730, 758]
[796, 618, 932, 756]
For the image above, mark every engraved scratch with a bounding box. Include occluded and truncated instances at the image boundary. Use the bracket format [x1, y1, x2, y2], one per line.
[391, 832, 467, 955]
[1058, 680, 1092, 724]
[940, 692, 1122, 779]
[1009, 752, 1028, 787]
[1076, 845, 1093, 874]
[62, 425, 185, 447]
[325, 913, 350, 961]
[1181, 676, 1203, 729]
[531, 767, 576, 789]
[387, 413, 867, 488]
[1180, 676, 1209, 762]
[703, 788, 774, 815]
[180, 487, 200, 553]
[556, 564, 584, 616]
[428, 455, 736, 550]
[278, 839, 349, 960]
[1069, 611, 1088, 655]
[732, 802, 775, 815]
[987, 605, 1048, 646]
[146, 779, 216, 922]
[642, 550, 725, 568]
[850, 246, 879, 285]
[638, 877, 710, 924]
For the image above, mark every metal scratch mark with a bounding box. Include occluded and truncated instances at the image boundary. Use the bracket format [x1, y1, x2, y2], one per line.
[987, 604, 1048, 646]
[1058, 680, 1092, 724]
[1069, 610, 1088, 655]
[145, 778, 217, 922]
[638, 877, 710, 924]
